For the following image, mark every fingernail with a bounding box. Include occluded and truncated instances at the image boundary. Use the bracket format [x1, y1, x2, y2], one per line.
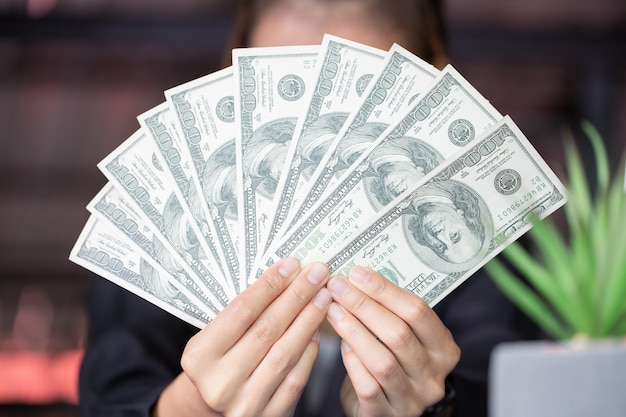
[278, 257, 299, 277]
[341, 339, 352, 352]
[327, 302, 345, 321]
[311, 329, 320, 342]
[349, 266, 371, 285]
[327, 276, 349, 297]
[307, 263, 329, 285]
[313, 288, 332, 309]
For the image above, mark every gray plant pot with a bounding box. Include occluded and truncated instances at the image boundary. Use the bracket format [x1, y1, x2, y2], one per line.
[489, 339, 626, 417]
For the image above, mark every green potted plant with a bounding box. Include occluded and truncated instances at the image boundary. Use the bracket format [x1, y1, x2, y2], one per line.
[485, 121, 626, 339]
[484, 122, 626, 417]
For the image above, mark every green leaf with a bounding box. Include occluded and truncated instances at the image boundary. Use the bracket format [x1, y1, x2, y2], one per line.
[563, 133, 591, 229]
[608, 308, 626, 337]
[567, 217, 594, 291]
[486, 121, 626, 339]
[588, 188, 609, 313]
[582, 120, 610, 195]
[496, 241, 579, 330]
[485, 257, 573, 340]
[607, 160, 626, 222]
[599, 177, 626, 335]
[525, 216, 593, 332]
[601, 251, 626, 336]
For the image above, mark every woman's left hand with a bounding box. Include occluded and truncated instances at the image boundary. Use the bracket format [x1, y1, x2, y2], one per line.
[325, 266, 460, 417]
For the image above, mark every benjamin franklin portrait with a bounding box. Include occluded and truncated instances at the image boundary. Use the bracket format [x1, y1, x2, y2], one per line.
[298, 112, 347, 181]
[404, 180, 492, 273]
[201, 140, 238, 221]
[244, 118, 296, 199]
[364, 135, 444, 209]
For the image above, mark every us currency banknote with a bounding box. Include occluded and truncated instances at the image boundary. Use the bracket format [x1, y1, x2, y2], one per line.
[257, 35, 388, 273]
[137, 103, 234, 291]
[70, 215, 212, 328]
[233, 44, 319, 284]
[261, 65, 502, 270]
[97, 129, 234, 306]
[271, 43, 439, 245]
[87, 182, 223, 315]
[164, 67, 242, 291]
[70, 39, 568, 325]
[325, 116, 567, 307]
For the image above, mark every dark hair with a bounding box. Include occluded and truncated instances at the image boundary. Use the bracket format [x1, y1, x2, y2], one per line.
[224, 0, 447, 66]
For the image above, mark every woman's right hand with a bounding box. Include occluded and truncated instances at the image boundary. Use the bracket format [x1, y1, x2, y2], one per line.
[153, 257, 332, 417]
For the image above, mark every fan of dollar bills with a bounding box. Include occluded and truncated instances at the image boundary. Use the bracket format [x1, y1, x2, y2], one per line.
[69, 34, 567, 328]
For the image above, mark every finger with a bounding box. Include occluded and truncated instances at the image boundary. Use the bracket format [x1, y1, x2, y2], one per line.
[194, 257, 301, 354]
[262, 332, 322, 417]
[327, 280, 431, 412]
[326, 300, 410, 401]
[339, 339, 390, 417]
[181, 258, 303, 408]
[329, 271, 455, 413]
[344, 267, 459, 406]
[247, 286, 332, 389]
[337, 320, 430, 416]
[256, 288, 333, 416]
[347, 266, 456, 353]
[327, 275, 427, 375]
[232, 262, 330, 358]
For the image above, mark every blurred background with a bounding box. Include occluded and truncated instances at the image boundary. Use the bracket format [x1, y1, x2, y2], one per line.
[0, 0, 624, 414]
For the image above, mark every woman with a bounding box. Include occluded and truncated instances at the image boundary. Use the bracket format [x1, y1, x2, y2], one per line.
[80, 1, 537, 416]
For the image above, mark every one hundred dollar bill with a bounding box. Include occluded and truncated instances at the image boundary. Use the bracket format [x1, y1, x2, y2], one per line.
[164, 67, 242, 290]
[262, 65, 502, 270]
[233, 44, 319, 284]
[97, 129, 234, 306]
[325, 116, 567, 307]
[69, 215, 213, 328]
[255, 36, 388, 274]
[87, 182, 223, 315]
[270, 43, 439, 245]
[137, 102, 234, 291]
